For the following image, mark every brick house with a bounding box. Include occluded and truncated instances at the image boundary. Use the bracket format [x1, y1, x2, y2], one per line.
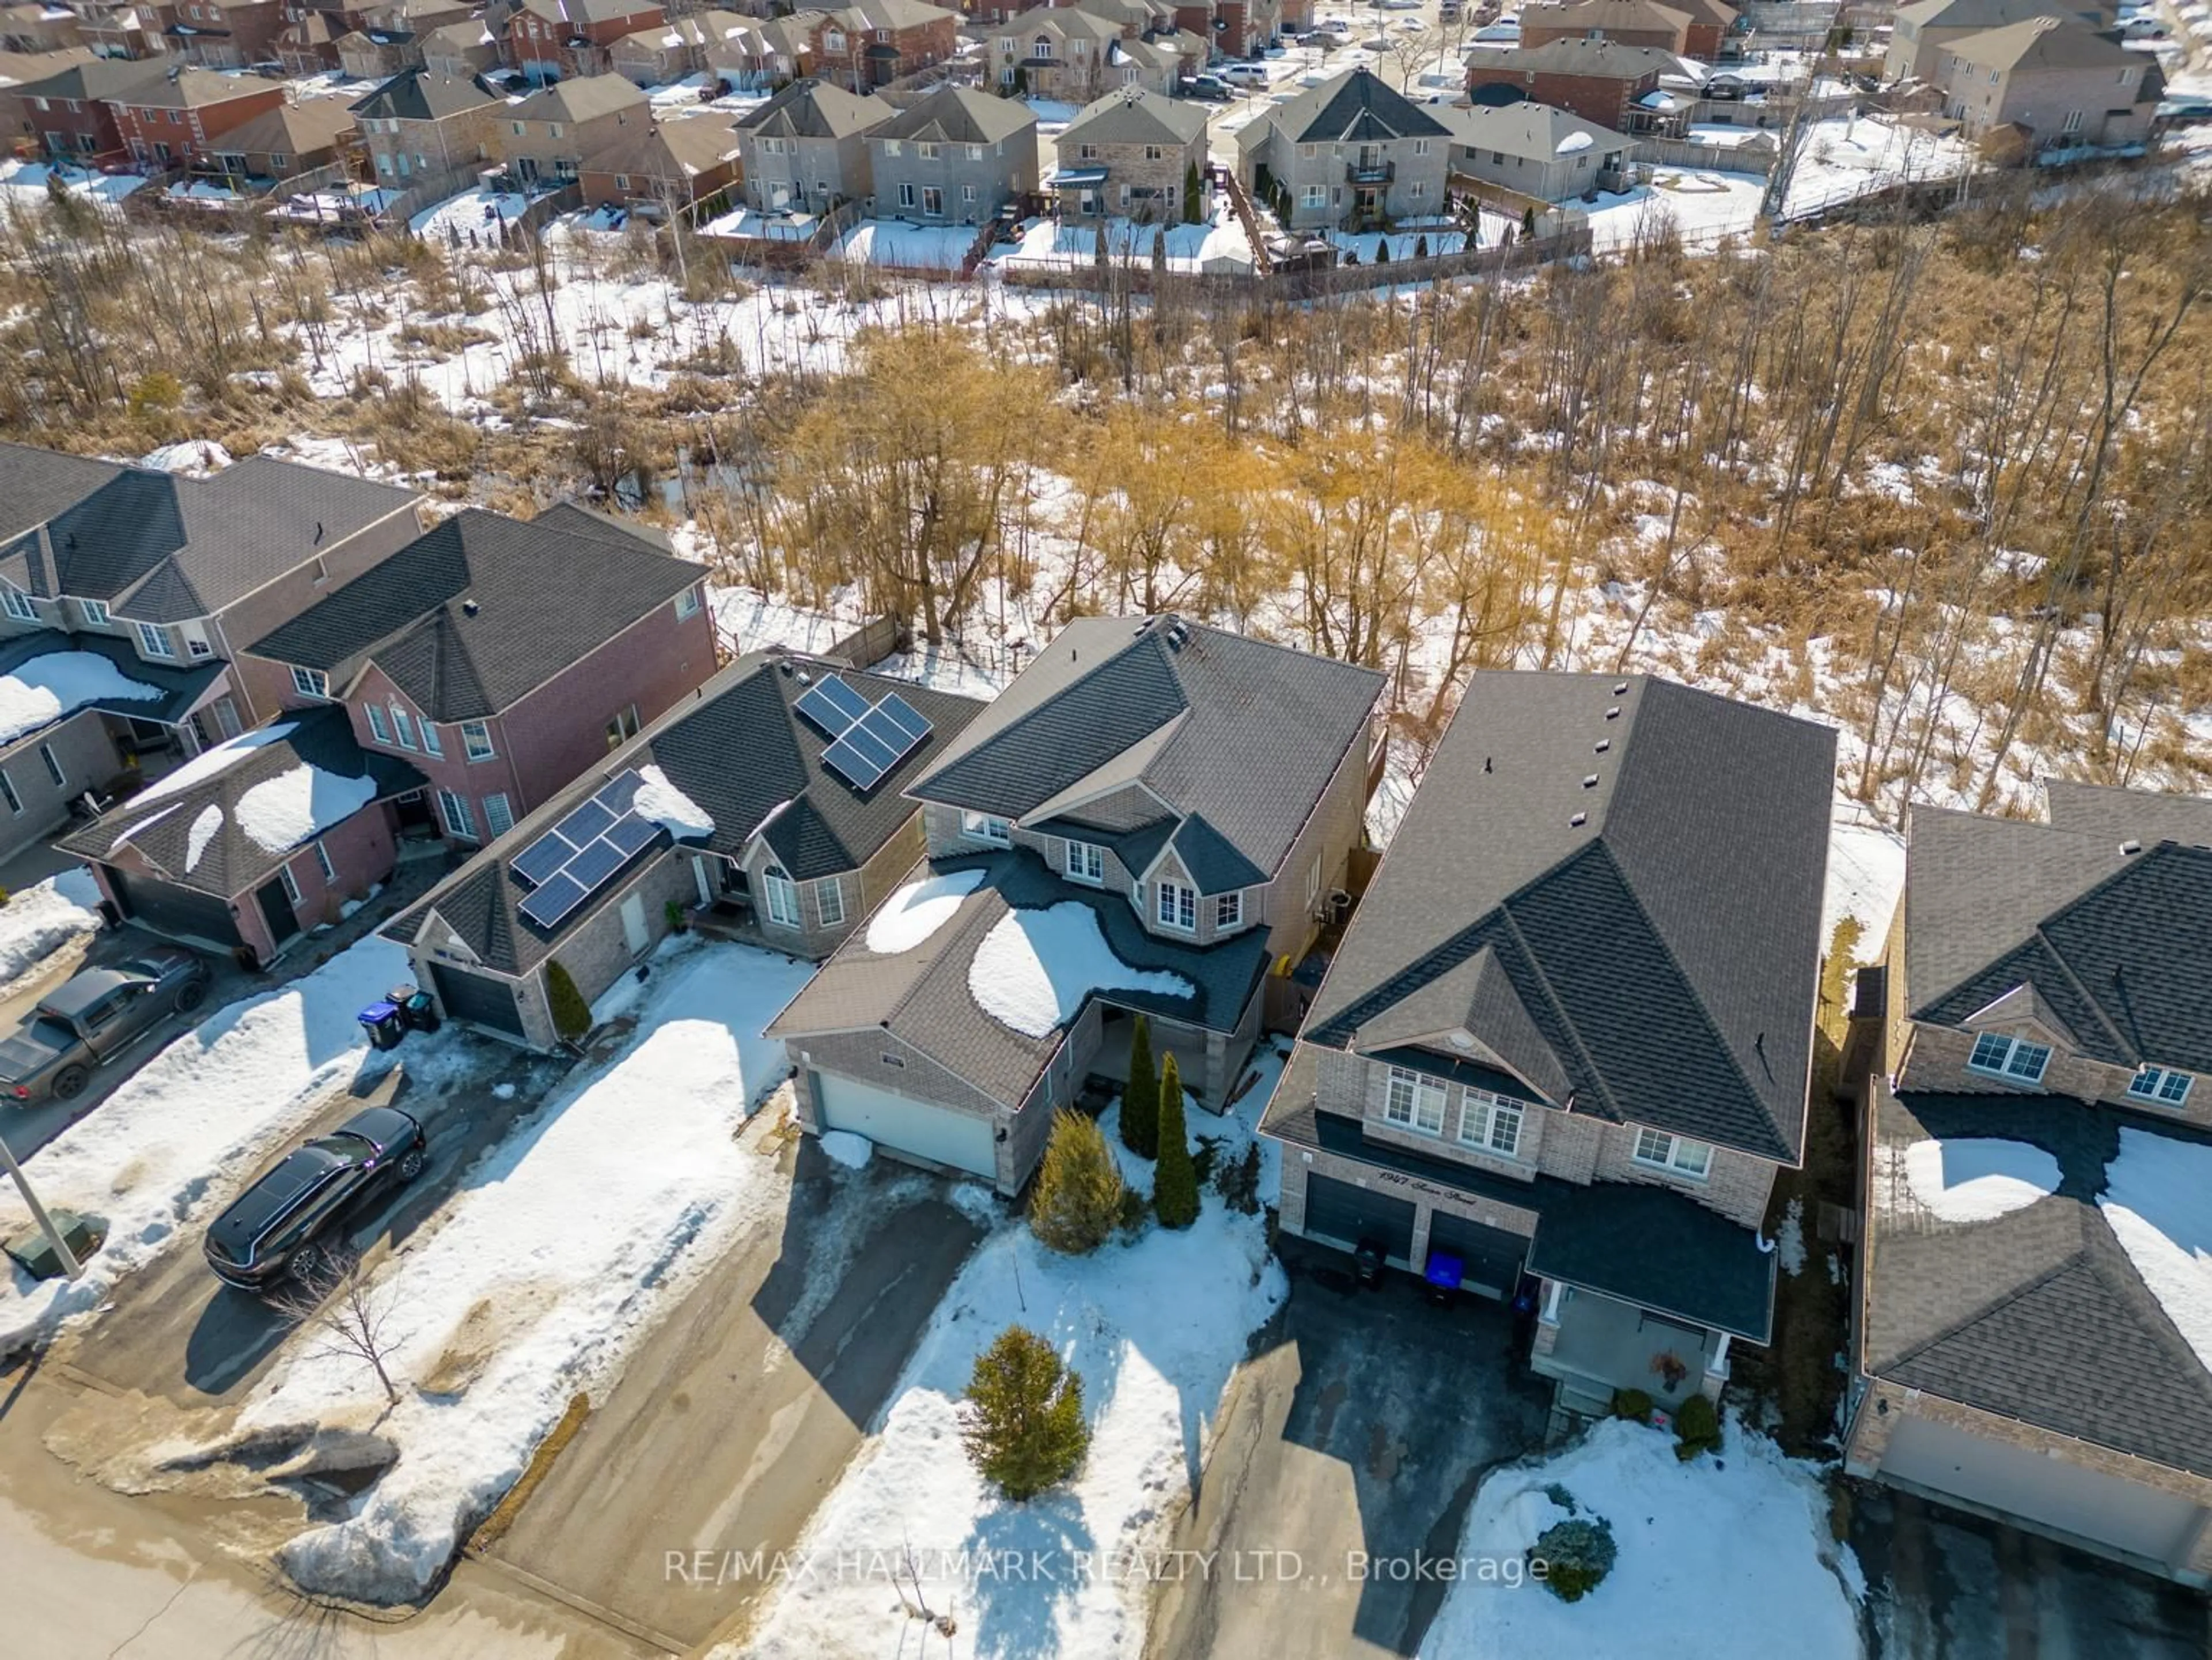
[1516, 0, 1697, 51]
[1263, 672, 1835, 1419]
[1235, 66, 1452, 231]
[1440, 98, 1629, 202]
[351, 66, 502, 188]
[106, 67, 286, 167]
[1051, 86, 1208, 221]
[420, 16, 502, 75]
[991, 6, 1169, 101]
[385, 655, 986, 1048]
[1168, 0, 1279, 58]
[576, 110, 744, 212]
[0, 54, 170, 162]
[204, 95, 357, 181]
[702, 11, 819, 90]
[1933, 16, 2154, 151]
[503, 0, 667, 80]
[731, 77, 892, 211]
[806, 0, 957, 92]
[1467, 39, 1675, 133]
[71, 1, 171, 59]
[608, 8, 747, 83]
[493, 71, 649, 184]
[1883, 0, 2116, 81]
[771, 616, 1385, 1194]
[1843, 782, 2212, 1586]
[242, 502, 714, 853]
[0, 4, 84, 53]
[164, 0, 285, 67]
[866, 82, 1039, 222]
[277, 12, 343, 74]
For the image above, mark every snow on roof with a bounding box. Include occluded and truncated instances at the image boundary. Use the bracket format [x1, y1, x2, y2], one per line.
[866, 867, 985, 954]
[130, 721, 298, 808]
[969, 901, 1195, 1038]
[1555, 128, 1593, 153]
[1900, 1136, 2061, 1222]
[2101, 1128, 2212, 1379]
[635, 762, 714, 841]
[232, 761, 378, 854]
[0, 650, 168, 747]
[184, 802, 223, 872]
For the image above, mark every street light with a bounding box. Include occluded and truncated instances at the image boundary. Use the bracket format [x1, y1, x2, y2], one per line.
[0, 1129, 81, 1279]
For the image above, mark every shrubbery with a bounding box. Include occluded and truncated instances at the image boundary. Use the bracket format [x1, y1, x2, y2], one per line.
[1533, 1515, 1616, 1602]
[1675, 1393, 1724, 1461]
[1609, 1387, 1653, 1424]
[546, 959, 591, 1042]
[1030, 1109, 1125, 1255]
[960, 1325, 1089, 1499]
[1153, 1053, 1198, 1230]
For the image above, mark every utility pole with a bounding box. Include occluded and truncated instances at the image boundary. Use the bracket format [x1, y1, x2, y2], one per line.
[0, 1130, 80, 1279]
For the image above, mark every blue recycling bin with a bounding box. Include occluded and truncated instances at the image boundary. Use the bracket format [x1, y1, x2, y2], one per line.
[358, 1000, 406, 1051]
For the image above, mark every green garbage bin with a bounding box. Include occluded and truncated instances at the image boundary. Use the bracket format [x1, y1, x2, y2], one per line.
[3, 1208, 101, 1280]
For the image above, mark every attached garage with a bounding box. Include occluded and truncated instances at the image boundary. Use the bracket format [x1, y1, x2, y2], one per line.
[104, 864, 243, 948]
[1301, 1173, 1416, 1264]
[813, 1069, 997, 1180]
[1425, 1211, 1529, 1298]
[1880, 1415, 2205, 1570]
[430, 962, 527, 1039]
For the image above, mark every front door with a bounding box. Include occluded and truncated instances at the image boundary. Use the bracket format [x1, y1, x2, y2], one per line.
[255, 876, 300, 949]
[922, 185, 943, 217]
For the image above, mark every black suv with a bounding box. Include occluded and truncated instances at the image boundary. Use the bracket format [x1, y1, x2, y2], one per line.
[204, 1105, 426, 1291]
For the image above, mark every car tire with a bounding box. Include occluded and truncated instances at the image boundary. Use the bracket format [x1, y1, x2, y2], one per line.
[175, 980, 209, 1015]
[397, 1148, 426, 1181]
[287, 1242, 325, 1284]
[52, 1064, 88, 1101]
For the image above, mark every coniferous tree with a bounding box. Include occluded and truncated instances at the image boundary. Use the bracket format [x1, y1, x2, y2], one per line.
[546, 960, 592, 1043]
[1030, 1109, 1125, 1254]
[1120, 1015, 1158, 1158]
[1153, 1053, 1199, 1230]
[960, 1325, 1089, 1499]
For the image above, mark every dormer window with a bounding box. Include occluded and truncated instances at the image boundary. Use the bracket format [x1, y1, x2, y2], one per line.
[2129, 1066, 2195, 1107]
[1385, 1065, 1446, 1135]
[1214, 891, 1242, 930]
[1967, 1032, 2051, 1084]
[1156, 879, 1196, 932]
[960, 810, 1010, 845]
[291, 665, 329, 698]
[78, 599, 110, 626]
[2, 590, 36, 623]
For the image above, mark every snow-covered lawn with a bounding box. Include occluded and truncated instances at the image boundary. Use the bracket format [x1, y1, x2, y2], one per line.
[1418, 1416, 1862, 1659]
[0, 157, 146, 207]
[970, 903, 1194, 1038]
[0, 650, 167, 747]
[739, 1096, 1286, 1659]
[1005, 207, 1256, 274]
[0, 936, 420, 1356]
[2100, 1128, 2212, 1374]
[1899, 1137, 2062, 1223]
[1586, 171, 1764, 253]
[226, 941, 814, 1604]
[868, 868, 985, 954]
[1785, 116, 1975, 218]
[0, 865, 100, 990]
[833, 218, 979, 271]
[703, 583, 859, 656]
[1823, 810, 1906, 958]
[407, 183, 545, 241]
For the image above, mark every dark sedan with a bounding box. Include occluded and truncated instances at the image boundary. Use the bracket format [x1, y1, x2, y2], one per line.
[203, 1105, 427, 1292]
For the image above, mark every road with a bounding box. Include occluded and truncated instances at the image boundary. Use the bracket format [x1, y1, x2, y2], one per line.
[490, 1141, 985, 1651]
[1147, 1241, 1552, 1660]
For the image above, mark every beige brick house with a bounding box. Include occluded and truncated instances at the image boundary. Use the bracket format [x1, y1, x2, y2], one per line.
[1883, 0, 2115, 82]
[1844, 781, 2212, 1586]
[1931, 14, 2155, 152]
[1234, 66, 1453, 232]
[351, 66, 503, 190]
[990, 5, 1175, 101]
[495, 71, 648, 186]
[1263, 671, 1836, 1419]
[1051, 85, 1208, 222]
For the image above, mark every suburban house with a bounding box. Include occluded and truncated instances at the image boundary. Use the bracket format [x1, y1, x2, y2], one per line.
[278, 13, 344, 75]
[608, 9, 748, 84]
[1931, 16, 2154, 151]
[771, 615, 1386, 1196]
[70, 1, 171, 60]
[991, 6, 1174, 100]
[1169, 0, 1279, 58]
[1442, 99, 1629, 201]
[703, 12, 819, 89]
[732, 77, 892, 213]
[240, 504, 711, 854]
[805, 0, 958, 92]
[1465, 39, 1680, 132]
[0, 443, 427, 861]
[576, 111, 744, 213]
[104, 67, 286, 168]
[1235, 67, 1452, 232]
[494, 71, 649, 185]
[1517, 0, 1741, 56]
[503, 0, 668, 80]
[0, 54, 169, 162]
[1051, 86, 1207, 222]
[351, 66, 502, 188]
[0, 3, 84, 53]
[206, 96, 358, 184]
[384, 655, 986, 1048]
[1844, 782, 2212, 1587]
[1883, 0, 2115, 81]
[1263, 671, 1835, 1420]
[420, 16, 502, 75]
[866, 83, 1039, 223]
[165, 0, 285, 69]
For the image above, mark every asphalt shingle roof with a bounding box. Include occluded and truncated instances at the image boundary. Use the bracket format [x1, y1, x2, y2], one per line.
[1304, 671, 1835, 1163]
[350, 67, 503, 123]
[910, 617, 1384, 895]
[871, 83, 1036, 145]
[734, 76, 894, 139]
[0, 443, 125, 545]
[1268, 66, 1452, 145]
[1055, 86, 1208, 149]
[245, 506, 699, 721]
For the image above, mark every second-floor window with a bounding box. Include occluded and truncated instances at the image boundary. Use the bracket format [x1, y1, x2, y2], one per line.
[1967, 1031, 2051, 1085]
[137, 622, 174, 658]
[1458, 1086, 1524, 1158]
[422, 721, 443, 758]
[763, 865, 801, 928]
[2130, 1065, 2195, 1107]
[607, 705, 640, 750]
[1384, 1065, 1446, 1135]
[1156, 879, 1195, 932]
[79, 599, 110, 626]
[1633, 1127, 1711, 1179]
[675, 586, 700, 619]
[2, 590, 36, 622]
[816, 875, 845, 928]
[292, 665, 329, 698]
[961, 810, 1010, 845]
[1214, 891, 1242, 931]
[462, 720, 495, 761]
[391, 706, 417, 750]
[1065, 840, 1104, 884]
[366, 704, 393, 744]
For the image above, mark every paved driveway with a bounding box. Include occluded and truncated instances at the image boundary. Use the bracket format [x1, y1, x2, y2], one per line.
[1148, 1239, 1551, 1660]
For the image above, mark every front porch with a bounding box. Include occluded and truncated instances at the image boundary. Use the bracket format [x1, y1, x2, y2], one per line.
[1089, 1005, 1222, 1106]
[1531, 1281, 1730, 1417]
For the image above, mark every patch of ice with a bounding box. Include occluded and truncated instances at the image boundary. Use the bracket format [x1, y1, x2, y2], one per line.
[184, 803, 224, 873]
[968, 902, 1195, 1038]
[819, 1129, 873, 1169]
[233, 763, 378, 854]
[634, 763, 714, 840]
[1777, 1196, 1807, 1278]
[0, 651, 167, 747]
[865, 868, 985, 955]
[1903, 1137, 2061, 1223]
[2101, 1128, 2212, 1378]
[492, 1082, 517, 1101]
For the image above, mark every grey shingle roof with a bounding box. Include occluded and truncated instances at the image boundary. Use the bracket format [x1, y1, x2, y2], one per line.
[1264, 1056, 1776, 1341]
[1269, 66, 1451, 145]
[1468, 38, 1679, 78]
[1055, 86, 1209, 149]
[58, 706, 422, 897]
[0, 443, 125, 546]
[351, 67, 502, 123]
[0, 630, 226, 750]
[871, 83, 1036, 146]
[734, 76, 893, 139]
[245, 507, 699, 721]
[770, 848, 1272, 1106]
[1440, 98, 1626, 160]
[1865, 1086, 2212, 1476]
[1904, 797, 2212, 1074]
[909, 617, 1384, 895]
[511, 73, 649, 126]
[1304, 672, 1835, 1163]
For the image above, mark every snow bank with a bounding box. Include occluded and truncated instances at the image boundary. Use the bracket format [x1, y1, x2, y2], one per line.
[820, 1129, 874, 1169]
[0, 866, 100, 988]
[2100, 1128, 2212, 1377]
[1555, 129, 1594, 154]
[866, 868, 985, 954]
[0, 651, 166, 747]
[969, 903, 1194, 1038]
[634, 763, 714, 840]
[256, 943, 815, 1603]
[233, 763, 379, 854]
[0, 936, 416, 1356]
[139, 441, 233, 476]
[1823, 812, 1906, 958]
[1418, 1416, 1861, 1660]
[741, 1100, 1285, 1659]
[1903, 1137, 2061, 1223]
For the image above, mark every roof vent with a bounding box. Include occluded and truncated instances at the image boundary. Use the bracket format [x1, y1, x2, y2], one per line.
[1164, 622, 1190, 650]
[1604, 705, 1620, 720]
[1447, 1031, 1474, 1051]
[1569, 811, 1587, 828]
[461, 598, 480, 617]
[1593, 739, 1611, 754]
[1582, 774, 1599, 788]
[2120, 838, 2142, 856]
[1612, 681, 1628, 695]
[1483, 755, 1493, 774]
[796, 667, 813, 685]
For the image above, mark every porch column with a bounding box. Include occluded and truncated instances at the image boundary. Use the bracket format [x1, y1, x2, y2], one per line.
[1531, 1277, 1563, 1358]
[1700, 1332, 1731, 1401]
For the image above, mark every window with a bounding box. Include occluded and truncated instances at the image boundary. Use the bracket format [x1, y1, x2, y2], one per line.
[2061, 109, 2083, 134]
[1302, 184, 1325, 207]
[0, 770, 18, 815]
[278, 863, 303, 906]
[1215, 891, 1243, 930]
[79, 599, 109, 626]
[606, 705, 640, 750]
[816, 875, 845, 928]
[2, 590, 36, 622]
[484, 792, 514, 837]
[438, 788, 476, 840]
[1967, 1031, 2051, 1084]
[1457, 1086, 1524, 1158]
[2129, 1066, 2195, 1107]
[292, 665, 328, 699]
[763, 865, 801, 928]
[462, 720, 495, 761]
[675, 586, 700, 619]
[37, 743, 62, 789]
[614, 173, 631, 191]
[884, 138, 902, 156]
[313, 840, 335, 883]
[962, 183, 977, 202]
[897, 181, 916, 208]
[961, 810, 1010, 845]
[1080, 142, 1098, 160]
[922, 185, 943, 215]
[366, 704, 392, 743]
[1298, 143, 1317, 159]
[1633, 1127, 1712, 1178]
[1412, 138, 1428, 155]
[1384, 1065, 1447, 1135]
[1143, 144, 1163, 160]
[1410, 181, 1426, 198]
[391, 706, 416, 750]
[422, 721, 443, 758]
[918, 141, 938, 160]
[186, 634, 211, 659]
[1156, 879, 1196, 932]
[1065, 840, 1104, 884]
[881, 1052, 907, 1068]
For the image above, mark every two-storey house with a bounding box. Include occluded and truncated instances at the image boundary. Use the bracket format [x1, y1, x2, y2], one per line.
[1516, 0, 1715, 55]
[0, 53, 168, 163]
[494, 71, 647, 184]
[351, 66, 503, 189]
[1883, 0, 2115, 82]
[385, 653, 986, 1048]
[71, 0, 171, 59]
[1844, 782, 2212, 1587]
[105, 66, 285, 168]
[1235, 67, 1452, 232]
[577, 111, 744, 214]
[866, 82, 1039, 223]
[991, 6, 1165, 101]
[1932, 16, 2154, 152]
[419, 16, 501, 75]
[770, 615, 1386, 1194]
[608, 8, 748, 84]
[206, 96, 357, 184]
[503, 0, 667, 78]
[1465, 39, 1678, 134]
[732, 76, 892, 213]
[1051, 86, 1208, 222]
[164, 0, 285, 68]
[1264, 672, 1835, 1420]
[806, 0, 957, 91]
[0, 3, 84, 53]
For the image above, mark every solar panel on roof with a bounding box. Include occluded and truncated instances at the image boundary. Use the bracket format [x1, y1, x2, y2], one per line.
[874, 693, 931, 743]
[512, 834, 574, 888]
[815, 682, 936, 793]
[605, 813, 661, 857]
[519, 870, 589, 930]
[821, 733, 889, 792]
[594, 770, 643, 813]
[565, 837, 627, 889]
[795, 673, 872, 737]
[554, 797, 617, 847]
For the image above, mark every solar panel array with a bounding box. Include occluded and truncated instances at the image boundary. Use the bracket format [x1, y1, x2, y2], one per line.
[791, 672, 936, 793]
[514, 770, 665, 932]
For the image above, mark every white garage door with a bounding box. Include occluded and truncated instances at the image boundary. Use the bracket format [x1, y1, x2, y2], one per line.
[1881, 1415, 2203, 1567]
[815, 1070, 997, 1180]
